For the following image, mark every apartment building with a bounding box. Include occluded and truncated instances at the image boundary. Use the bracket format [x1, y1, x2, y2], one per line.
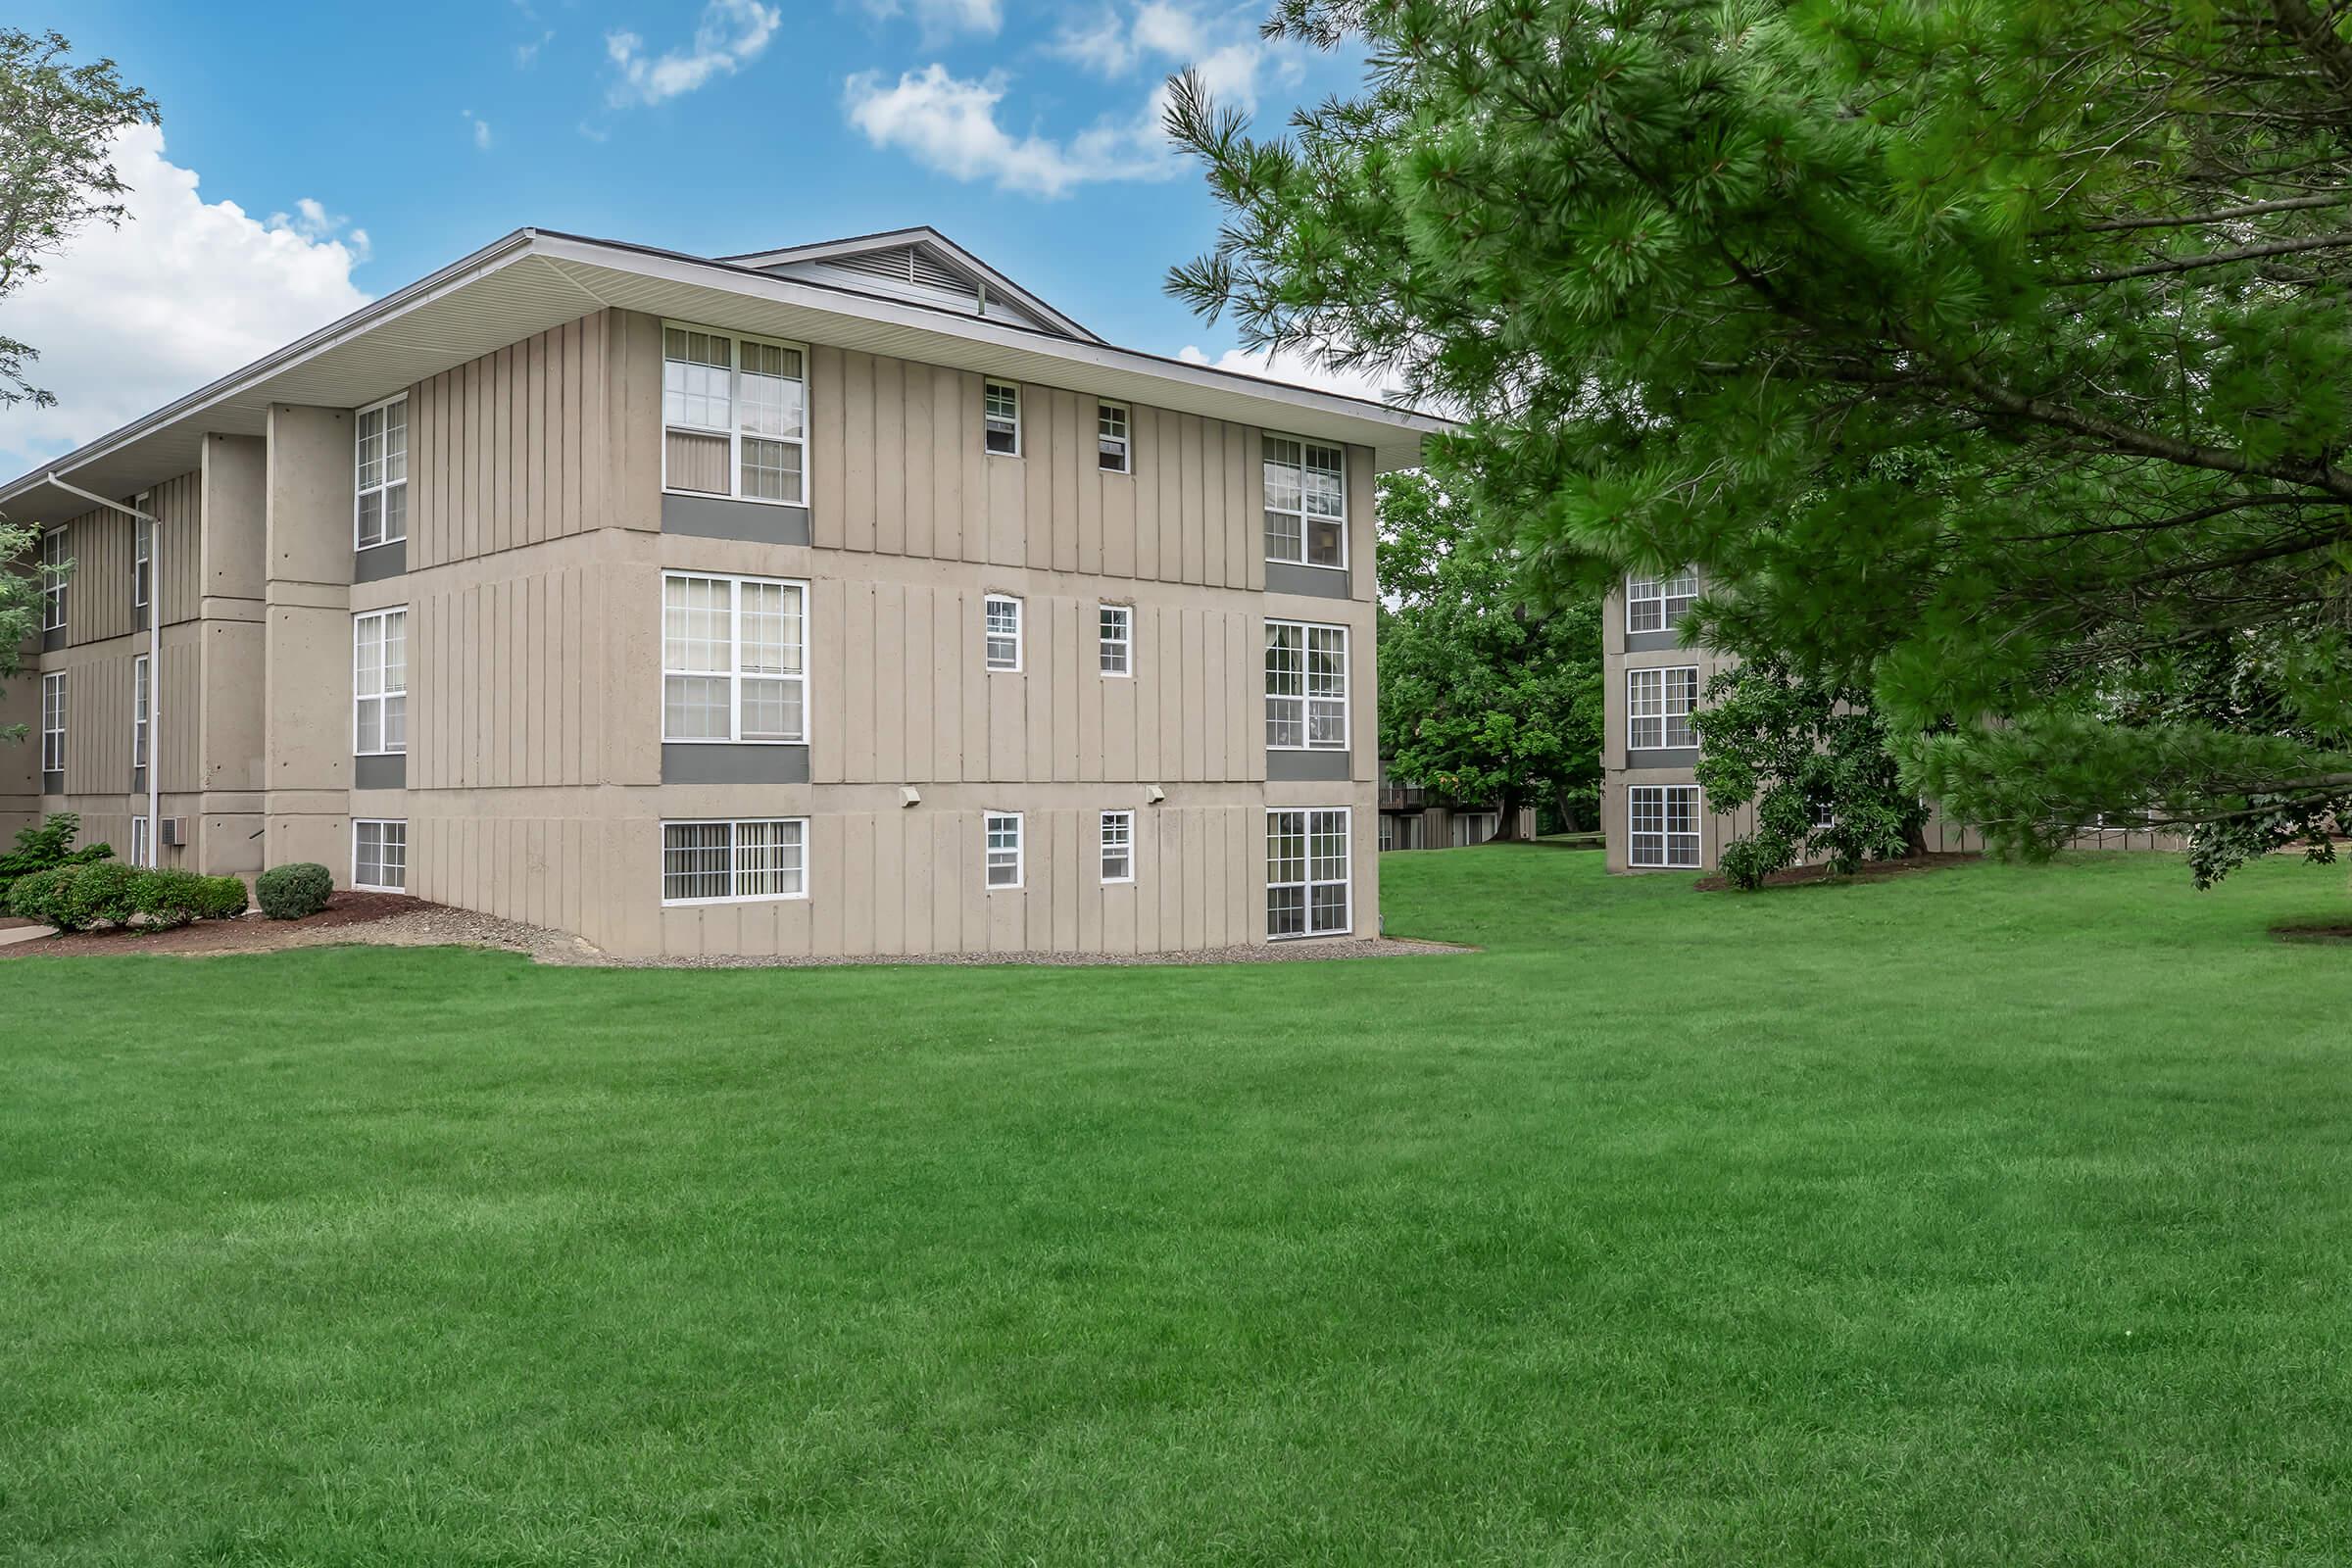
[0, 227, 1442, 957]
[1599, 568, 2181, 871]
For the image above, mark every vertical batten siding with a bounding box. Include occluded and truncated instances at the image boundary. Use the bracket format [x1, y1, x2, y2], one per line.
[795, 347, 1266, 590]
[409, 310, 644, 570]
[648, 806, 1259, 958]
[808, 587, 1255, 787]
[149, 470, 204, 626]
[60, 506, 130, 647]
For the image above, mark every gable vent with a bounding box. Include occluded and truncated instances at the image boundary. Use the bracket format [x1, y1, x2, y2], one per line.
[829, 245, 971, 295]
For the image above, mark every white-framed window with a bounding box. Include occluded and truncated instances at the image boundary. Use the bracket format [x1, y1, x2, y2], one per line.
[1268, 807, 1350, 938]
[985, 594, 1022, 671]
[356, 395, 410, 549]
[1263, 435, 1346, 568]
[39, 671, 64, 774]
[1630, 784, 1702, 868]
[1812, 798, 1838, 831]
[353, 607, 408, 756]
[662, 572, 808, 743]
[662, 818, 808, 905]
[1098, 401, 1130, 473]
[1627, 568, 1697, 634]
[985, 810, 1024, 888]
[132, 654, 150, 773]
[1101, 809, 1134, 883]
[132, 505, 151, 610]
[131, 816, 151, 868]
[1099, 604, 1132, 676]
[39, 527, 65, 631]
[354, 818, 408, 892]
[1266, 620, 1348, 750]
[662, 323, 808, 505]
[984, 380, 1020, 456]
[1628, 666, 1698, 749]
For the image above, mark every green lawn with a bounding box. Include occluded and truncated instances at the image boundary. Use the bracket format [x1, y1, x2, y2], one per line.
[5, 851, 2351, 1565]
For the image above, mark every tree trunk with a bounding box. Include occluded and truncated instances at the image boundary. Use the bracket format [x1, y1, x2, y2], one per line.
[1904, 820, 1930, 858]
[1493, 789, 1525, 841]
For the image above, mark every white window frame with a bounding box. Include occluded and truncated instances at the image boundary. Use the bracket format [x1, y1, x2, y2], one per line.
[661, 572, 811, 745]
[355, 393, 410, 550]
[352, 607, 409, 757]
[132, 654, 150, 773]
[1629, 784, 1703, 869]
[131, 816, 150, 868]
[984, 379, 1021, 457]
[353, 818, 409, 893]
[1097, 400, 1131, 473]
[39, 670, 65, 775]
[1627, 665, 1699, 750]
[1627, 568, 1698, 634]
[1100, 809, 1135, 884]
[985, 810, 1024, 889]
[985, 594, 1023, 672]
[1265, 619, 1349, 751]
[132, 500, 152, 611]
[1099, 603, 1132, 677]
[39, 527, 65, 632]
[660, 321, 810, 507]
[1263, 434, 1348, 570]
[660, 818, 809, 906]
[1266, 806, 1352, 939]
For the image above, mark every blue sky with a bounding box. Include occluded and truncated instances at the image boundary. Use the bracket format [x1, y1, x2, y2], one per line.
[0, 0, 1375, 478]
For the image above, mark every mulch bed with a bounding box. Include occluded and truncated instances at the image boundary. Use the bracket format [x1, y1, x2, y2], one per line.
[1693, 851, 1981, 893]
[0, 891, 421, 957]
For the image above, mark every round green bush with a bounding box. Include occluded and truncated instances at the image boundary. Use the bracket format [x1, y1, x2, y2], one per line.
[255, 861, 334, 921]
[7, 865, 74, 926]
[58, 860, 142, 930]
[130, 869, 214, 929]
[196, 875, 251, 921]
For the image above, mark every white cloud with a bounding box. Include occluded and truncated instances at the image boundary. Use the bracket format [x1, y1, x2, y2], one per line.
[0, 124, 372, 475]
[462, 110, 493, 150]
[515, 29, 554, 68]
[1176, 342, 1395, 405]
[856, 2, 1301, 197]
[606, 0, 781, 107]
[862, 0, 1003, 41]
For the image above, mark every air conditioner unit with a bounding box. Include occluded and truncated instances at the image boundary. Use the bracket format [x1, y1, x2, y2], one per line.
[160, 817, 187, 848]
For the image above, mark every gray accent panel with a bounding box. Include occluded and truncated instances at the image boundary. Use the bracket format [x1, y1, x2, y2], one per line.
[354, 539, 408, 582]
[662, 742, 811, 784]
[1267, 748, 1352, 782]
[41, 627, 64, 652]
[662, 494, 812, 545]
[1623, 629, 1690, 654]
[1264, 562, 1350, 600]
[1626, 748, 1700, 770]
[353, 753, 407, 789]
[41, 770, 63, 795]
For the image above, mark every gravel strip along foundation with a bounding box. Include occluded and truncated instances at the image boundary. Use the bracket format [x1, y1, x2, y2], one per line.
[26, 900, 1472, 968]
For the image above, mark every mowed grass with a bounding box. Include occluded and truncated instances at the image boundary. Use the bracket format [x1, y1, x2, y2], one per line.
[5, 851, 2352, 1565]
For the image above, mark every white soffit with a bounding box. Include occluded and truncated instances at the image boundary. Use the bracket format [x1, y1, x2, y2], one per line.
[0, 229, 1446, 519]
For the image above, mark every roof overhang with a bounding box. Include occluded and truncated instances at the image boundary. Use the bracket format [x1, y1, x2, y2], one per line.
[0, 227, 1450, 522]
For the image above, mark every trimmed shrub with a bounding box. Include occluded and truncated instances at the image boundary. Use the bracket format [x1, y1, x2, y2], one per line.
[131, 869, 216, 929]
[256, 861, 333, 921]
[195, 875, 251, 921]
[1716, 837, 1781, 892]
[58, 861, 141, 930]
[7, 865, 75, 927]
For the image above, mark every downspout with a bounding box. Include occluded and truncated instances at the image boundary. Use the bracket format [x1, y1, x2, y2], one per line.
[44, 474, 163, 866]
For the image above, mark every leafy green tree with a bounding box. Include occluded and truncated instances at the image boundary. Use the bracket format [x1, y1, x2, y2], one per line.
[0, 28, 155, 732]
[1692, 656, 1930, 889]
[1377, 471, 1601, 836]
[1166, 1, 2352, 881]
